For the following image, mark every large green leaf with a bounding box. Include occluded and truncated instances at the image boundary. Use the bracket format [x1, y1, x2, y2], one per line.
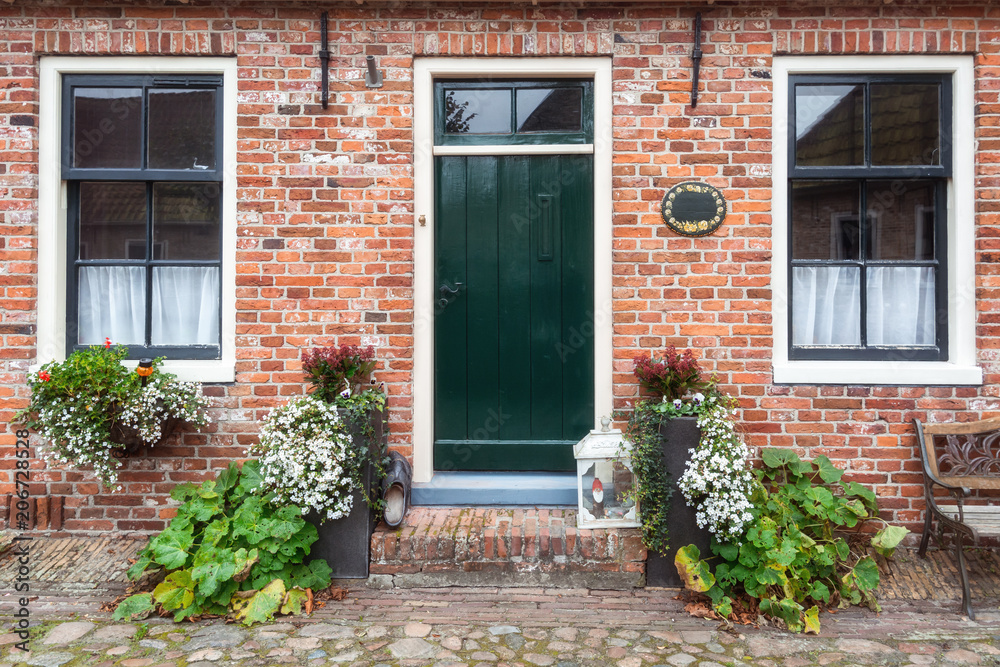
[287, 559, 333, 591]
[192, 551, 237, 598]
[238, 460, 264, 494]
[842, 481, 877, 506]
[170, 483, 198, 503]
[871, 525, 909, 557]
[153, 571, 195, 612]
[232, 578, 286, 626]
[197, 480, 219, 499]
[756, 564, 787, 586]
[233, 496, 268, 544]
[812, 456, 843, 484]
[853, 556, 880, 592]
[113, 593, 154, 622]
[126, 553, 153, 580]
[714, 541, 739, 562]
[217, 463, 240, 494]
[762, 448, 799, 469]
[280, 587, 310, 616]
[808, 580, 831, 604]
[674, 544, 715, 593]
[151, 528, 194, 570]
[187, 495, 225, 522]
[202, 518, 231, 548]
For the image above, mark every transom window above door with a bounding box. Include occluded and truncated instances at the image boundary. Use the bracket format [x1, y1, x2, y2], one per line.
[62, 74, 223, 360]
[434, 80, 593, 145]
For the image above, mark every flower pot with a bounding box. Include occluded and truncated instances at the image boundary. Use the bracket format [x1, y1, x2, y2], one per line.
[306, 406, 387, 579]
[109, 415, 182, 454]
[645, 416, 712, 588]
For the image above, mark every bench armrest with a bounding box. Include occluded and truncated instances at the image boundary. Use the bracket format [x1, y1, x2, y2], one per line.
[912, 419, 973, 501]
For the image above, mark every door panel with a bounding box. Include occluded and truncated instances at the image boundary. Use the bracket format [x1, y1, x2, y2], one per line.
[434, 154, 594, 471]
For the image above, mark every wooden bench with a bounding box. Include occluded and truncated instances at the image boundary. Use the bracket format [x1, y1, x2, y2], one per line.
[913, 417, 1000, 619]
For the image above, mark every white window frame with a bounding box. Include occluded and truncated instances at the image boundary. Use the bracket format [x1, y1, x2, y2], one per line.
[412, 57, 613, 484]
[772, 55, 981, 386]
[38, 56, 237, 382]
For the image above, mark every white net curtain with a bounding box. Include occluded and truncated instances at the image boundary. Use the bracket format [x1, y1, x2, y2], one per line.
[78, 266, 219, 346]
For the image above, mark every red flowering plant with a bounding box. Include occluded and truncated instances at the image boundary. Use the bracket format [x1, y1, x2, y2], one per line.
[633, 346, 706, 402]
[301, 344, 378, 404]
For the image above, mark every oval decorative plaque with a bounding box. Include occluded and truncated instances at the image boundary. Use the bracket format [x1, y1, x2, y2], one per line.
[660, 181, 727, 237]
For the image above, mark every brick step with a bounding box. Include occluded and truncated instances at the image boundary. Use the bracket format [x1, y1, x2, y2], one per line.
[369, 507, 646, 589]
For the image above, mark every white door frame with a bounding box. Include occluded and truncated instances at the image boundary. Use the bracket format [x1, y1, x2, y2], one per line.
[412, 57, 613, 484]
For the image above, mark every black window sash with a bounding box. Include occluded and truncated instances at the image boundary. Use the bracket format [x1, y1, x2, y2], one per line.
[63, 74, 224, 359]
[786, 73, 951, 362]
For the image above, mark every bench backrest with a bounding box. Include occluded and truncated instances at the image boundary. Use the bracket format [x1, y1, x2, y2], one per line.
[915, 417, 1000, 490]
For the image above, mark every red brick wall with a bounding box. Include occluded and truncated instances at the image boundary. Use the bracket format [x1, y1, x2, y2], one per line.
[1, 0, 998, 535]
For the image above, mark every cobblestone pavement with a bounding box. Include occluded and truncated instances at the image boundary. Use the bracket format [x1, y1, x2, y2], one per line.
[1, 584, 999, 667]
[1, 538, 999, 666]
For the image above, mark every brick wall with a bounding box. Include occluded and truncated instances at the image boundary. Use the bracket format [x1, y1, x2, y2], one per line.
[1, 0, 998, 535]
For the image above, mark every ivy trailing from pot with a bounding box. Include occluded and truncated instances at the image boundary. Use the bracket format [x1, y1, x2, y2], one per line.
[15, 341, 210, 489]
[114, 461, 332, 625]
[675, 449, 909, 633]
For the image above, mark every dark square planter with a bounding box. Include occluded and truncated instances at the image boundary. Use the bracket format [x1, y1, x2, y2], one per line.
[645, 416, 712, 588]
[306, 407, 386, 579]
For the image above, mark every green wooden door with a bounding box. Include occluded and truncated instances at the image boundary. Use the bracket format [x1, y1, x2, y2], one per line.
[434, 154, 594, 471]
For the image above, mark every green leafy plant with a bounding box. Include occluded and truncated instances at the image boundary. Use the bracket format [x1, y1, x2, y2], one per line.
[114, 461, 331, 625]
[15, 342, 209, 488]
[302, 344, 378, 402]
[675, 449, 909, 633]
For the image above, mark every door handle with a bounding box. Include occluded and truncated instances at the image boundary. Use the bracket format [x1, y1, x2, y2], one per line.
[438, 282, 463, 307]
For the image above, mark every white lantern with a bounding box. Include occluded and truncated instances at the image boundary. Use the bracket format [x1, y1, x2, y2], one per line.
[574, 417, 639, 529]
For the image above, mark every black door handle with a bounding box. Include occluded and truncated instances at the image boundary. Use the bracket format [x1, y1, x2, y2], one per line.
[438, 282, 463, 307]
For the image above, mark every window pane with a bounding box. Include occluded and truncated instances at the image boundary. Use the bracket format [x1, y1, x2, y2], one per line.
[867, 267, 935, 346]
[443, 89, 511, 134]
[79, 182, 147, 260]
[152, 267, 220, 345]
[73, 88, 142, 168]
[78, 266, 145, 345]
[516, 88, 583, 132]
[791, 181, 861, 260]
[148, 89, 217, 170]
[866, 181, 936, 260]
[153, 183, 221, 260]
[792, 266, 860, 346]
[795, 84, 864, 167]
[871, 83, 940, 166]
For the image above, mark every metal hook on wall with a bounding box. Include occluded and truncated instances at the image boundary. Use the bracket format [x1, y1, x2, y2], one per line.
[319, 12, 330, 109]
[365, 55, 383, 88]
[691, 12, 703, 108]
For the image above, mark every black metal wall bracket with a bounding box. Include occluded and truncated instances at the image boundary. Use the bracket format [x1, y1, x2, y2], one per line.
[319, 12, 330, 109]
[691, 12, 703, 108]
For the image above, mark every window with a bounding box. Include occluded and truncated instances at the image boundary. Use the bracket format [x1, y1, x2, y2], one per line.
[772, 56, 980, 385]
[434, 79, 593, 146]
[38, 57, 236, 382]
[788, 74, 949, 361]
[63, 74, 223, 359]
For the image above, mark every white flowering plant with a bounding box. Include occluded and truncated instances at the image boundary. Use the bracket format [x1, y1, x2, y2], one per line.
[249, 395, 364, 522]
[15, 342, 210, 489]
[675, 390, 755, 544]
